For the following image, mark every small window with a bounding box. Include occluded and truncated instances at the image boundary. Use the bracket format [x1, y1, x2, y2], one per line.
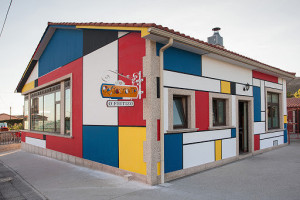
[213, 98, 226, 126]
[268, 92, 279, 129]
[173, 96, 188, 129]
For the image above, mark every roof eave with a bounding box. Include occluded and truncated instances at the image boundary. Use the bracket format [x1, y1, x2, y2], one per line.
[147, 27, 296, 79]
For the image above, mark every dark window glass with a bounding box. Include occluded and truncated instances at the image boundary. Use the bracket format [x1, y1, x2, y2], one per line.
[213, 99, 226, 126]
[173, 96, 187, 129]
[268, 93, 279, 129]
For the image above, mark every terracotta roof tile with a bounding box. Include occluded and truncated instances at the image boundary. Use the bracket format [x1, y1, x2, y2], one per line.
[287, 98, 300, 108]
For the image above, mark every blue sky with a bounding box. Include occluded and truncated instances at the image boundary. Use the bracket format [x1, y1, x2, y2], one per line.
[0, 0, 299, 115]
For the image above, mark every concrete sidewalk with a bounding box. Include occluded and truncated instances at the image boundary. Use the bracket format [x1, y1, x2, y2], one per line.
[1, 141, 300, 200]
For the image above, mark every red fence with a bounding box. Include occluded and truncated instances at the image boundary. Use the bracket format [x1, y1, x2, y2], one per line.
[0, 131, 21, 145]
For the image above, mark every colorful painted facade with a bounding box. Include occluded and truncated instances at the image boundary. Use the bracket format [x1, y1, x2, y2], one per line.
[16, 22, 295, 185]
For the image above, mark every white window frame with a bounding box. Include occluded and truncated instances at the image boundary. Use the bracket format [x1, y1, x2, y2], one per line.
[22, 74, 72, 137]
[265, 88, 283, 132]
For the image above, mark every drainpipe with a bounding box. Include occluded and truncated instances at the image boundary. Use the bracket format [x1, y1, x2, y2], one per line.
[159, 38, 173, 184]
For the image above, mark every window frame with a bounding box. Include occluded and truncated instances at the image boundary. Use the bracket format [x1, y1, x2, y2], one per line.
[267, 92, 280, 130]
[209, 93, 232, 129]
[22, 74, 72, 137]
[265, 88, 283, 132]
[167, 88, 197, 133]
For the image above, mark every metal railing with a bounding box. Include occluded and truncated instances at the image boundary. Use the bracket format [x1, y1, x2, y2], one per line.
[0, 131, 21, 145]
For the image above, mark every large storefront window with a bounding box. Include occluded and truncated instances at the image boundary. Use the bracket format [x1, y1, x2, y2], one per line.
[24, 79, 71, 135]
[267, 92, 279, 130]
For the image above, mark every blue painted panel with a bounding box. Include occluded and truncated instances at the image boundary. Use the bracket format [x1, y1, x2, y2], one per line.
[231, 128, 236, 138]
[253, 86, 261, 122]
[156, 43, 202, 76]
[284, 123, 288, 143]
[83, 126, 119, 168]
[39, 29, 83, 77]
[164, 133, 183, 173]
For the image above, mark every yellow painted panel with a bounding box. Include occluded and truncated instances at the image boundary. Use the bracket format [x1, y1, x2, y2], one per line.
[221, 81, 231, 94]
[157, 162, 161, 176]
[284, 115, 287, 124]
[119, 127, 147, 175]
[22, 81, 35, 93]
[76, 26, 150, 37]
[215, 140, 222, 161]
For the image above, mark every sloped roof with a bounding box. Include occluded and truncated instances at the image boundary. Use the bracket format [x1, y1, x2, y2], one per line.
[16, 22, 296, 93]
[287, 98, 300, 108]
[0, 113, 22, 121]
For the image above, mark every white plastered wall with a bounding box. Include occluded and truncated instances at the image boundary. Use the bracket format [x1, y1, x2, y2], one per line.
[83, 40, 118, 125]
[202, 55, 252, 84]
[26, 62, 38, 84]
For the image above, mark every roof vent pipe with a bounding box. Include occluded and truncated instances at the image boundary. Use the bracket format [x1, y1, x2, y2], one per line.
[208, 27, 224, 47]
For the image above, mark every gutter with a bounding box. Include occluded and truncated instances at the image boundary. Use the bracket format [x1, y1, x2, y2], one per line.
[159, 37, 173, 184]
[148, 27, 295, 79]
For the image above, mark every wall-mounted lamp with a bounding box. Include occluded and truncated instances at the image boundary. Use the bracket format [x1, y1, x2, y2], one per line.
[243, 83, 250, 91]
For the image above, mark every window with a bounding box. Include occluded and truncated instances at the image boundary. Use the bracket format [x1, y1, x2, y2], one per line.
[267, 92, 279, 129]
[173, 96, 188, 129]
[24, 96, 29, 130]
[24, 79, 71, 135]
[213, 98, 226, 126]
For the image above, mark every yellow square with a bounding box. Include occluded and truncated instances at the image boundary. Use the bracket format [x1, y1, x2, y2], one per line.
[221, 81, 231, 94]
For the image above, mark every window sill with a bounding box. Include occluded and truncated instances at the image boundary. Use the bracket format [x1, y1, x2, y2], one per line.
[166, 128, 198, 134]
[209, 126, 235, 130]
[266, 128, 285, 133]
[21, 130, 73, 138]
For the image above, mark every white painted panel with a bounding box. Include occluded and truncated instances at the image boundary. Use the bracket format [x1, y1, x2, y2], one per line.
[278, 78, 283, 84]
[232, 95, 236, 127]
[265, 81, 282, 90]
[83, 41, 118, 125]
[261, 112, 266, 122]
[260, 136, 284, 149]
[261, 81, 265, 111]
[260, 131, 284, 139]
[164, 88, 168, 133]
[236, 83, 253, 96]
[253, 78, 261, 87]
[254, 122, 266, 134]
[283, 79, 287, 115]
[164, 70, 220, 92]
[183, 141, 215, 168]
[202, 55, 252, 84]
[118, 31, 128, 38]
[26, 62, 38, 84]
[25, 137, 46, 148]
[183, 129, 231, 144]
[222, 138, 237, 159]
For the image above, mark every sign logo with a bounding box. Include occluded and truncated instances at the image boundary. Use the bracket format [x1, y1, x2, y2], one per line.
[101, 84, 138, 99]
[107, 100, 134, 107]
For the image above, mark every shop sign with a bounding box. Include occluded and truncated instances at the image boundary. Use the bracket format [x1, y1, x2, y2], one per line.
[101, 84, 138, 99]
[106, 100, 134, 107]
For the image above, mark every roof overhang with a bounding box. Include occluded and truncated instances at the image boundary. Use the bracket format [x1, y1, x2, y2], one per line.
[145, 27, 295, 80]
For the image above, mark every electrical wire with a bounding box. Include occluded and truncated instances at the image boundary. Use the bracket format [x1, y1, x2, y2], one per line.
[0, 0, 13, 38]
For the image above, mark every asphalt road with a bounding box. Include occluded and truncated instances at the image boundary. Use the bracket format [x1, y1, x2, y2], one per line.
[0, 141, 299, 200]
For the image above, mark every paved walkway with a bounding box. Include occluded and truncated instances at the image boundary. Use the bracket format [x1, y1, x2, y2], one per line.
[0, 141, 300, 200]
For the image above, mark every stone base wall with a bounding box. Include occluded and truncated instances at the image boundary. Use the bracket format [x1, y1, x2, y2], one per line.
[21, 142, 147, 183]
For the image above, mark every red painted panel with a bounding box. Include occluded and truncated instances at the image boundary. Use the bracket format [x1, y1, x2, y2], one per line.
[38, 58, 83, 157]
[24, 132, 44, 140]
[254, 134, 260, 151]
[157, 119, 160, 141]
[118, 32, 146, 126]
[195, 91, 209, 131]
[21, 131, 26, 142]
[253, 70, 278, 83]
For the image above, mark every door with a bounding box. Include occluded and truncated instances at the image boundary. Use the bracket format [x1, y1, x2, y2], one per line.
[239, 101, 248, 154]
